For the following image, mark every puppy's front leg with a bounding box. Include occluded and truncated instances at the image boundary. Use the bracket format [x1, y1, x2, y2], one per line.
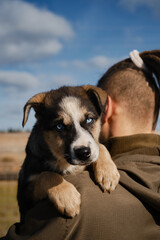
[33, 172, 81, 218]
[92, 144, 120, 192]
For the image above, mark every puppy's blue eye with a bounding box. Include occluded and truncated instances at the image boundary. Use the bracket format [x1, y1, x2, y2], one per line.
[86, 117, 94, 124]
[56, 123, 65, 131]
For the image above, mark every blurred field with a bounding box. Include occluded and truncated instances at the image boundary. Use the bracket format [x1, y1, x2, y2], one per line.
[0, 132, 29, 179]
[0, 181, 19, 237]
[0, 132, 29, 237]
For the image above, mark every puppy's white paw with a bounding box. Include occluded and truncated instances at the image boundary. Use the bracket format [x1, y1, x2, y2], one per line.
[95, 162, 120, 192]
[48, 179, 81, 218]
[93, 144, 120, 193]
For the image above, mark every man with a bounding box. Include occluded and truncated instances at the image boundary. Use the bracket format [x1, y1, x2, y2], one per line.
[2, 50, 160, 240]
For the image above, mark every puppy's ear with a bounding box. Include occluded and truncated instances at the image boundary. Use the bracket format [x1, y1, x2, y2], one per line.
[22, 92, 46, 127]
[83, 85, 108, 115]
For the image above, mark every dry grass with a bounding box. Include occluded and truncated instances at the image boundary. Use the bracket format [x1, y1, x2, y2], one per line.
[0, 181, 19, 237]
[0, 132, 29, 163]
[0, 132, 29, 179]
[0, 133, 29, 237]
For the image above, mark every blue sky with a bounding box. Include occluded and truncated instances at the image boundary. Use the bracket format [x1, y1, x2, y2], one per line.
[0, 0, 160, 130]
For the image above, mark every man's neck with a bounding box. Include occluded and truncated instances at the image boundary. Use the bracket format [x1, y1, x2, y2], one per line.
[110, 113, 153, 137]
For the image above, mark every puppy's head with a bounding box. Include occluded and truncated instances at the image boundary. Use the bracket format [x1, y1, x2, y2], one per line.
[23, 86, 107, 173]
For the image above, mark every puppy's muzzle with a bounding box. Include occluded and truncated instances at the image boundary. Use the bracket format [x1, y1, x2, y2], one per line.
[74, 146, 91, 161]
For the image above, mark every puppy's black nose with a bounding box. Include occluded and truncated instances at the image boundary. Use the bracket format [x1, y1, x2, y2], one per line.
[74, 146, 91, 160]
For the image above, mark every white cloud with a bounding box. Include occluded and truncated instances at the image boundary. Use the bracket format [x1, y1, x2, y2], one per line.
[0, 70, 38, 90]
[119, 0, 160, 16]
[72, 60, 87, 69]
[51, 75, 77, 88]
[0, 0, 74, 64]
[58, 60, 87, 69]
[88, 56, 113, 68]
[59, 55, 115, 70]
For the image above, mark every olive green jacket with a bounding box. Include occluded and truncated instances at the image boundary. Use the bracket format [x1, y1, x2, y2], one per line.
[3, 134, 160, 240]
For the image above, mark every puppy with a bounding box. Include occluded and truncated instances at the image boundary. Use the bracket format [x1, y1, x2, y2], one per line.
[17, 85, 120, 222]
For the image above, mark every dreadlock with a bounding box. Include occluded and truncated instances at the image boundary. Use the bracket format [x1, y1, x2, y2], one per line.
[97, 50, 160, 130]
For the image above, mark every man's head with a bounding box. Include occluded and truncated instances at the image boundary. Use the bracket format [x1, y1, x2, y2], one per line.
[97, 50, 160, 140]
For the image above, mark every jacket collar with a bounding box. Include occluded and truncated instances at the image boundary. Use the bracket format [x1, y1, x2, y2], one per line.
[105, 133, 160, 159]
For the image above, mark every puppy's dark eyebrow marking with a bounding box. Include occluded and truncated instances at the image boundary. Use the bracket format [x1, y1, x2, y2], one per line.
[50, 118, 65, 127]
[53, 117, 64, 123]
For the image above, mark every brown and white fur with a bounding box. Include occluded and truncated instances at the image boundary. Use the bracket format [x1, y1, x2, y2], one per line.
[17, 85, 120, 222]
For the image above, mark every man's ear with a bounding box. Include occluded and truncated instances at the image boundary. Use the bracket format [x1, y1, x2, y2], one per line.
[83, 85, 108, 115]
[102, 96, 114, 123]
[22, 92, 46, 127]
